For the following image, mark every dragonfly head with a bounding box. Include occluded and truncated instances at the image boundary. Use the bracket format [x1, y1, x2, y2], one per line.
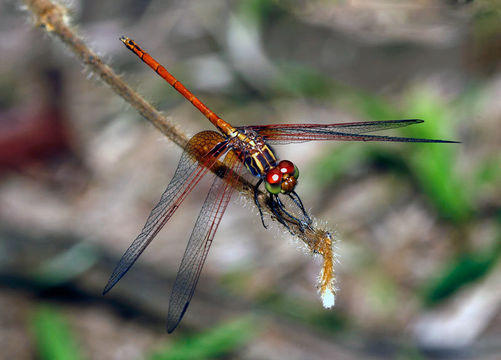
[264, 160, 299, 195]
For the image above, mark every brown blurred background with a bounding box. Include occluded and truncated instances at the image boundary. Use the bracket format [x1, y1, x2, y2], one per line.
[0, 0, 500, 359]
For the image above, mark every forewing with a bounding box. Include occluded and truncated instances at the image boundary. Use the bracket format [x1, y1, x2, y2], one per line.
[166, 151, 242, 333]
[240, 119, 458, 144]
[103, 141, 228, 295]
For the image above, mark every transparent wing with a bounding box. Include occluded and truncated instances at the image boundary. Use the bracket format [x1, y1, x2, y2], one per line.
[239, 119, 458, 144]
[103, 138, 228, 295]
[166, 151, 242, 333]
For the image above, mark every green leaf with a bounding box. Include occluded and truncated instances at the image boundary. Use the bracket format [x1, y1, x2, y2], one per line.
[31, 305, 85, 360]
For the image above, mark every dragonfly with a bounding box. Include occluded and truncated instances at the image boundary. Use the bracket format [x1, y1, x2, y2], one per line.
[103, 36, 458, 333]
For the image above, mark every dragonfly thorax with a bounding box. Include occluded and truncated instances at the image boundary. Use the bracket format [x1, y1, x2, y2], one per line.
[230, 129, 278, 177]
[264, 160, 299, 194]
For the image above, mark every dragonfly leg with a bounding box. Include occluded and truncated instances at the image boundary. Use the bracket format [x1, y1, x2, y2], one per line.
[275, 195, 307, 232]
[254, 179, 268, 229]
[268, 195, 294, 234]
[289, 191, 312, 225]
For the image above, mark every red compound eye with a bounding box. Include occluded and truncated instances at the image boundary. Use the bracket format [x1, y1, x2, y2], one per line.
[279, 160, 295, 175]
[266, 167, 282, 184]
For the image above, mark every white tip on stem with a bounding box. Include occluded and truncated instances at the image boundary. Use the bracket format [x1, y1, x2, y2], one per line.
[321, 288, 336, 308]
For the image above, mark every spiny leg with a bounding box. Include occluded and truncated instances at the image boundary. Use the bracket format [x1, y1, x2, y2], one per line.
[289, 191, 312, 225]
[275, 195, 307, 232]
[253, 179, 268, 229]
[268, 195, 295, 234]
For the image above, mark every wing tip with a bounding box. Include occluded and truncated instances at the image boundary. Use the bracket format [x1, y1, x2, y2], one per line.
[396, 119, 461, 143]
[381, 118, 423, 123]
[166, 324, 177, 334]
[102, 271, 126, 295]
[166, 318, 180, 334]
[166, 301, 190, 333]
[422, 139, 461, 144]
[392, 118, 423, 126]
[102, 278, 116, 295]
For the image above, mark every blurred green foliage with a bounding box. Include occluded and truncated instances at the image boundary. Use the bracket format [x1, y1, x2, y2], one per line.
[148, 316, 257, 360]
[238, 0, 275, 25]
[222, 267, 347, 332]
[422, 234, 501, 306]
[31, 305, 85, 360]
[473, 0, 501, 40]
[309, 145, 371, 185]
[402, 87, 470, 223]
[274, 62, 333, 98]
[32, 242, 99, 288]
[259, 291, 347, 333]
